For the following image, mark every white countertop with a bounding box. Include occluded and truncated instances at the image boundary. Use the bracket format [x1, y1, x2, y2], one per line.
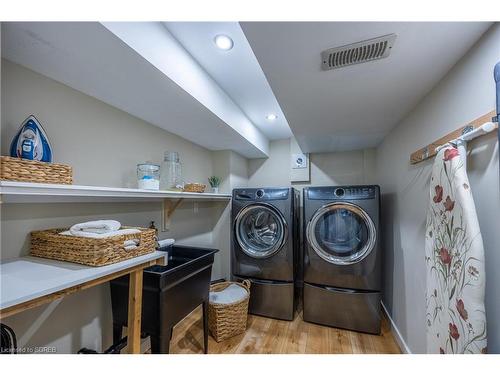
[0, 251, 166, 310]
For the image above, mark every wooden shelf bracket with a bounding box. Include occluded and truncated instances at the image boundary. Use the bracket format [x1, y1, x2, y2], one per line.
[162, 198, 184, 231]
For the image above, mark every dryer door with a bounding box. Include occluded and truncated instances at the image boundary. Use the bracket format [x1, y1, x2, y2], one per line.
[307, 202, 376, 265]
[235, 203, 287, 258]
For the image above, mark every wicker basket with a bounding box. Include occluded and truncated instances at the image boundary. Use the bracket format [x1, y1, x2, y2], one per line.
[0, 156, 73, 185]
[208, 280, 251, 342]
[30, 227, 156, 267]
[183, 183, 206, 193]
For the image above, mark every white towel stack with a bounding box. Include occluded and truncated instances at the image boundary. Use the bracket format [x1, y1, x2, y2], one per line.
[60, 220, 141, 250]
[70, 220, 121, 235]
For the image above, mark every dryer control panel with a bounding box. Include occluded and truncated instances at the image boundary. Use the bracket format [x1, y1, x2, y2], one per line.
[233, 188, 290, 201]
[307, 185, 378, 200]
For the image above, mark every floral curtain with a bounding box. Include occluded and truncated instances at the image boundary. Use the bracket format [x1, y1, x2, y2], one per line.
[425, 145, 487, 354]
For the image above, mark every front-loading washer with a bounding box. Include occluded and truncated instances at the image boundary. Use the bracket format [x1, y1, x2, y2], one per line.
[231, 187, 300, 320]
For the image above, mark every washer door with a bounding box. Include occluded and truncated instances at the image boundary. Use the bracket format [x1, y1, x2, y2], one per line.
[235, 203, 287, 258]
[307, 202, 376, 265]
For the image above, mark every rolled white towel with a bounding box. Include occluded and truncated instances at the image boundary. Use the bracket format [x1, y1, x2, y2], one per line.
[124, 239, 140, 247]
[70, 220, 121, 235]
[60, 228, 140, 239]
[124, 239, 140, 250]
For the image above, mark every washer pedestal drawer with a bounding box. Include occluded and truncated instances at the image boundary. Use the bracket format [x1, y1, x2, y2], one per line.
[233, 276, 296, 321]
[303, 282, 381, 334]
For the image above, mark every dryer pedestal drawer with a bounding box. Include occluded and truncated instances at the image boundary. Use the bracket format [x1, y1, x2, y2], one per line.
[233, 276, 296, 321]
[303, 282, 381, 334]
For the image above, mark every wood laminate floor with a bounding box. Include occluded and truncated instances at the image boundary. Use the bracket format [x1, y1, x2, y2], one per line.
[168, 306, 401, 354]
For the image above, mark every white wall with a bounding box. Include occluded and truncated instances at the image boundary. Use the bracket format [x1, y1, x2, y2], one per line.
[0, 60, 229, 353]
[1, 59, 214, 188]
[211, 150, 249, 280]
[376, 24, 500, 353]
[247, 138, 377, 189]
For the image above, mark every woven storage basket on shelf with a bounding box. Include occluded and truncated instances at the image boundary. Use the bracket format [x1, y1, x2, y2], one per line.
[0, 156, 73, 185]
[208, 280, 251, 342]
[30, 227, 156, 267]
[183, 183, 206, 193]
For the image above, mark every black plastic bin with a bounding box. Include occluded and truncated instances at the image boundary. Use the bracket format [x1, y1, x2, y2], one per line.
[110, 245, 218, 354]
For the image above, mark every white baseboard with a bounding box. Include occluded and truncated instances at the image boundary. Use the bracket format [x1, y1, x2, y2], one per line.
[381, 301, 412, 354]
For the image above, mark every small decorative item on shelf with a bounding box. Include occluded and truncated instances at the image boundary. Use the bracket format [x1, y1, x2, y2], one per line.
[161, 151, 183, 191]
[183, 183, 206, 193]
[137, 162, 160, 190]
[208, 176, 221, 194]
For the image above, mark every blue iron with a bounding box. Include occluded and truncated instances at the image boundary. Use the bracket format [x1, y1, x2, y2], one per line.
[9, 115, 53, 162]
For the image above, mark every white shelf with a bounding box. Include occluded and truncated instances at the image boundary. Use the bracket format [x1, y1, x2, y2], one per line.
[0, 181, 231, 204]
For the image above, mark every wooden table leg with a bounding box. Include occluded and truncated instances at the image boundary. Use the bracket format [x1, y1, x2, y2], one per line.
[127, 269, 143, 354]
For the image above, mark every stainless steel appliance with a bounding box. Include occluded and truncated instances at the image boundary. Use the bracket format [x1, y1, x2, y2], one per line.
[231, 187, 299, 320]
[303, 185, 381, 334]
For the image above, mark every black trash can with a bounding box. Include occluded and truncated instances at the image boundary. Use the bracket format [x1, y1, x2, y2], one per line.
[110, 245, 218, 353]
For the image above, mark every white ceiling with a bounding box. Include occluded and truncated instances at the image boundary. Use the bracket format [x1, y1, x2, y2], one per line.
[2, 22, 493, 158]
[102, 22, 269, 156]
[164, 22, 292, 140]
[1, 22, 268, 158]
[241, 22, 492, 153]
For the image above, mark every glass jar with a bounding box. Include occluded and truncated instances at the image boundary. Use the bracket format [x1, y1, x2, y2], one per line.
[161, 151, 183, 191]
[137, 163, 160, 190]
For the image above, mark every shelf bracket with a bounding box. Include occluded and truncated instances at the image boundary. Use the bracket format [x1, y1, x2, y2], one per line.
[162, 198, 184, 232]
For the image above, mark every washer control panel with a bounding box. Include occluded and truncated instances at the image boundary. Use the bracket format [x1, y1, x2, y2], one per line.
[307, 185, 378, 200]
[233, 188, 290, 201]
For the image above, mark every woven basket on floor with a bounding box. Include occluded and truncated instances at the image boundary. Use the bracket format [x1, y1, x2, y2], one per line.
[208, 280, 251, 342]
[30, 226, 156, 266]
[0, 156, 73, 185]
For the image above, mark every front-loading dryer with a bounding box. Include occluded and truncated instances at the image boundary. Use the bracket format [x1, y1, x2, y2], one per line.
[232, 187, 299, 320]
[303, 185, 381, 334]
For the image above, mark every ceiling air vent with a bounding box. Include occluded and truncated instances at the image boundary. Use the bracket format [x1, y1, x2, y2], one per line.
[321, 34, 396, 71]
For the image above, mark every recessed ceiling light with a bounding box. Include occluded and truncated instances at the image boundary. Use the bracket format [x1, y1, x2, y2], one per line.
[214, 35, 234, 51]
[266, 114, 277, 121]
